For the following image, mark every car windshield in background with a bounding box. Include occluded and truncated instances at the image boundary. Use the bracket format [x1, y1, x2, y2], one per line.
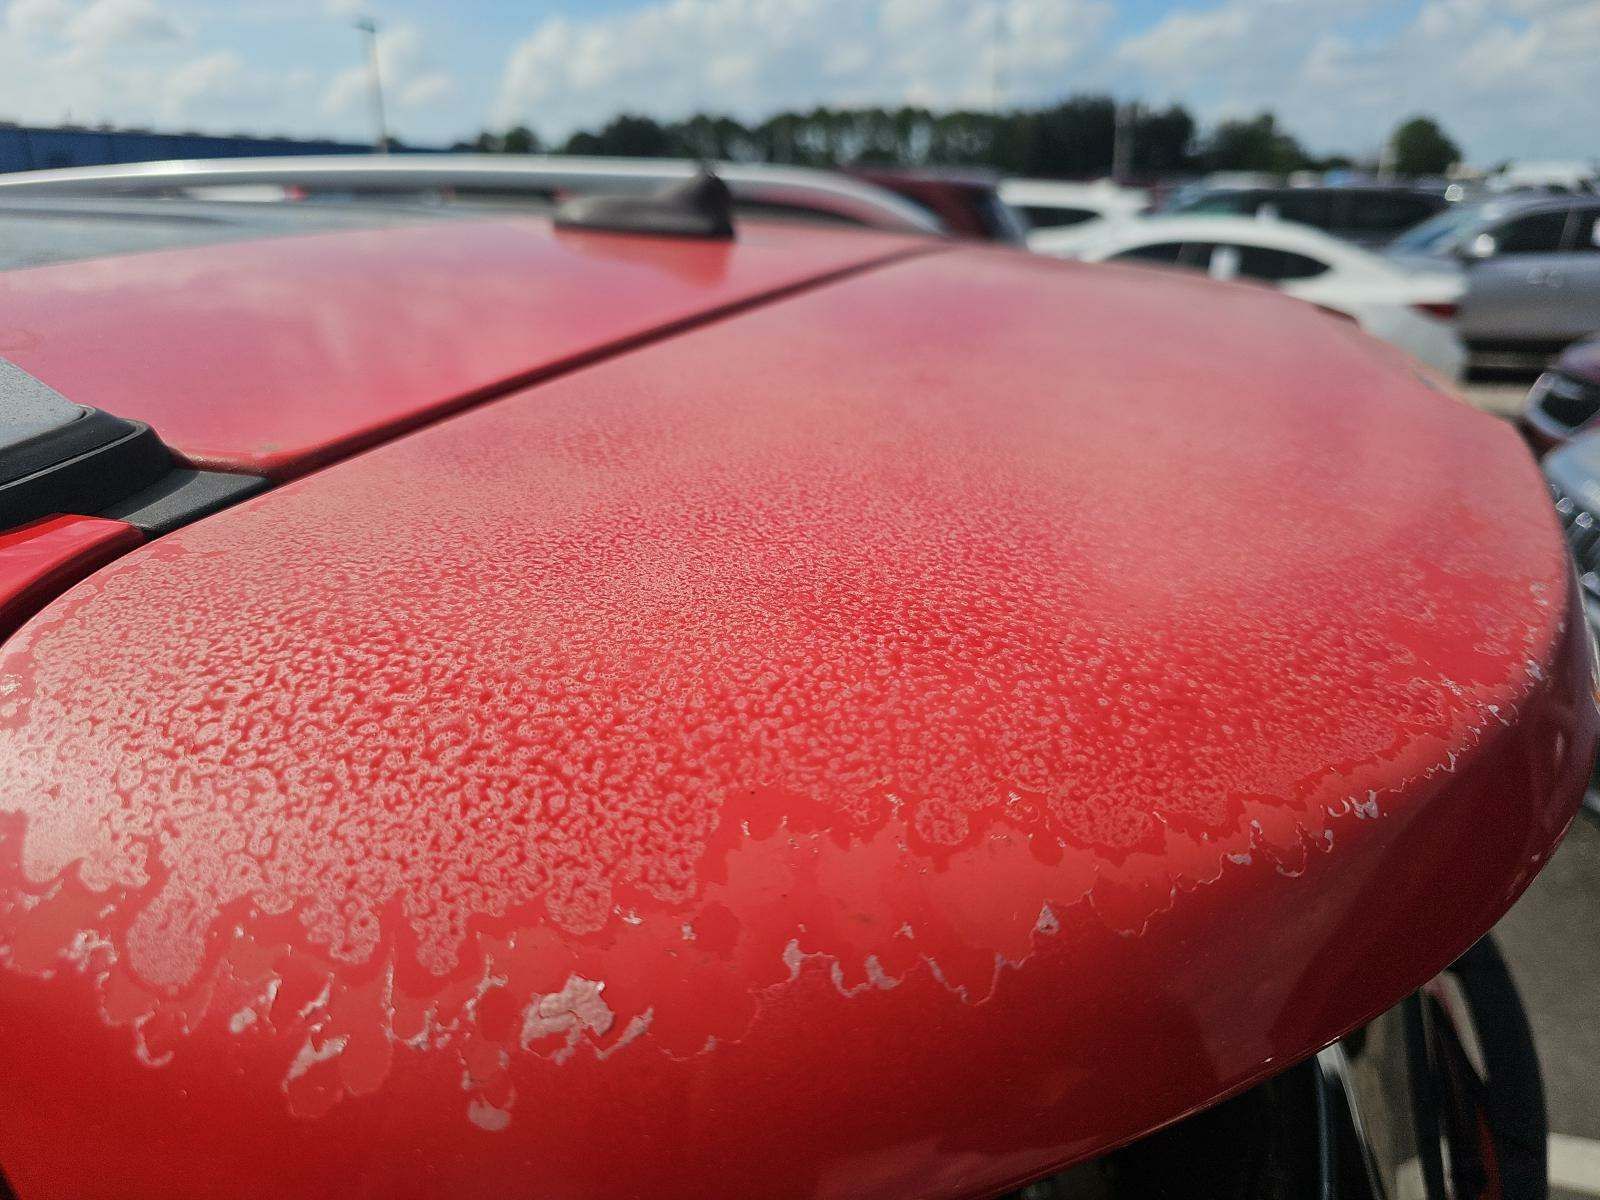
[1387, 201, 1493, 252]
[1178, 192, 1252, 214]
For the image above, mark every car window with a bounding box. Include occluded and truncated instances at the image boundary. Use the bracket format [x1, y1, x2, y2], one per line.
[1181, 192, 1254, 215]
[1233, 244, 1331, 281]
[1020, 204, 1096, 229]
[1345, 193, 1440, 233]
[1491, 210, 1569, 254]
[1570, 211, 1600, 252]
[1268, 192, 1335, 227]
[1389, 202, 1492, 252]
[1178, 242, 1220, 269]
[1109, 241, 1186, 265]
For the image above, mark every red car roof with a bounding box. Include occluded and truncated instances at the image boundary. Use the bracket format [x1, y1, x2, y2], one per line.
[0, 235, 1591, 1198]
[0, 217, 920, 479]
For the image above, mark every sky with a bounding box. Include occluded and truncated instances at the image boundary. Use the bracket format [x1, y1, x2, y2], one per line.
[0, 0, 1595, 165]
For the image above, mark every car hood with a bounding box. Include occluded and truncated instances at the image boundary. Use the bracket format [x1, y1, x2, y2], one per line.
[0, 248, 1591, 1199]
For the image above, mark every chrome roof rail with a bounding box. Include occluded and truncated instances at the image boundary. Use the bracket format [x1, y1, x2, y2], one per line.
[0, 154, 947, 237]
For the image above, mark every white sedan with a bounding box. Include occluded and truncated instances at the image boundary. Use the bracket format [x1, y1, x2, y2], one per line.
[1032, 214, 1468, 380]
[1000, 178, 1148, 243]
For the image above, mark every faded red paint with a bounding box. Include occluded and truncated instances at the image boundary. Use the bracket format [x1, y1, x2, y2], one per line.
[0, 217, 920, 480]
[0, 247, 1592, 1199]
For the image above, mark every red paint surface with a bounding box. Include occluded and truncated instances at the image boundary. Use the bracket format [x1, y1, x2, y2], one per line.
[0, 249, 1592, 1199]
[0, 515, 141, 643]
[0, 217, 918, 480]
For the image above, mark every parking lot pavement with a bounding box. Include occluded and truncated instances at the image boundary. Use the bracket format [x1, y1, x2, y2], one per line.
[1495, 812, 1600, 1197]
[1461, 378, 1531, 418]
[1460, 366, 1539, 419]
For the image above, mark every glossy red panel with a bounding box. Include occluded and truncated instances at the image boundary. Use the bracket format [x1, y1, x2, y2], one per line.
[0, 217, 918, 479]
[0, 515, 141, 642]
[0, 250, 1591, 1199]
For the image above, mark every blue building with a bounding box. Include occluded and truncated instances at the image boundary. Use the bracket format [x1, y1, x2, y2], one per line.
[0, 126, 385, 174]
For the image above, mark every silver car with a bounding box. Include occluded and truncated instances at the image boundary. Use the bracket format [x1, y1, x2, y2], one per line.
[1387, 194, 1600, 369]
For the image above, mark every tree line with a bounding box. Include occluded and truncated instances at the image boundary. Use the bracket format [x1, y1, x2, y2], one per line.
[456, 98, 1462, 180]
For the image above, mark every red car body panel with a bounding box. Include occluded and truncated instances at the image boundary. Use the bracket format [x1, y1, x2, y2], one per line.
[0, 218, 918, 480]
[0, 244, 1592, 1199]
[0, 515, 141, 642]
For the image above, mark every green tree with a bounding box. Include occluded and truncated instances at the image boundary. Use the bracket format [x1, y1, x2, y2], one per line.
[451, 130, 502, 152]
[669, 114, 758, 161]
[1130, 104, 1195, 174]
[501, 125, 539, 154]
[564, 114, 675, 157]
[1198, 113, 1308, 175]
[1013, 96, 1117, 176]
[1387, 116, 1459, 177]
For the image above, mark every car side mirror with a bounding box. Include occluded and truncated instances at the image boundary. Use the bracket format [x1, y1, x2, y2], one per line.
[1460, 232, 1498, 261]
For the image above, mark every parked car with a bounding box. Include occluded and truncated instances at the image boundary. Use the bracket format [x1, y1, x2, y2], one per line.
[1517, 332, 1600, 455]
[1486, 160, 1598, 194]
[1541, 429, 1600, 819]
[0, 166, 1590, 1199]
[1035, 213, 1467, 378]
[844, 165, 1027, 242]
[998, 177, 1148, 237]
[1387, 194, 1600, 369]
[1163, 184, 1449, 246]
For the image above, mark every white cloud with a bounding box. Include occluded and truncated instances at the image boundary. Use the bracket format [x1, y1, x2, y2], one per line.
[5, 0, 182, 49]
[64, 0, 181, 47]
[159, 48, 245, 120]
[0, 1, 1592, 167]
[493, 0, 1115, 139]
[0, 0, 341, 136]
[5, 0, 75, 38]
[399, 72, 453, 108]
[321, 18, 455, 116]
[1114, 0, 1600, 161]
[1115, 3, 1253, 76]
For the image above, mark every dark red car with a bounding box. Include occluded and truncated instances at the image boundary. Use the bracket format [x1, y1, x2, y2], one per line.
[845, 165, 1028, 242]
[0, 169, 1590, 1199]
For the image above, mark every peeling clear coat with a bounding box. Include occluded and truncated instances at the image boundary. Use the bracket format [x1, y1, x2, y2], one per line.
[0, 246, 1591, 1200]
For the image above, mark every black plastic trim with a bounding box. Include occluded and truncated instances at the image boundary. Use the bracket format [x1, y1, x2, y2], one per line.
[0, 417, 171, 530]
[100, 467, 269, 535]
[2, 357, 272, 536]
[555, 171, 735, 240]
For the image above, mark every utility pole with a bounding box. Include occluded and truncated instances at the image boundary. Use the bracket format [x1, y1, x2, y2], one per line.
[354, 17, 389, 153]
[1112, 100, 1135, 184]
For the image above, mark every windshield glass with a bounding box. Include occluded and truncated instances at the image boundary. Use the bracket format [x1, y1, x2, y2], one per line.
[1387, 202, 1491, 252]
[1173, 192, 1253, 214]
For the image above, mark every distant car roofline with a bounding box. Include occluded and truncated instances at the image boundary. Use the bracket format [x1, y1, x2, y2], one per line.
[0, 153, 948, 237]
[1466, 192, 1600, 217]
[1056, 212, 1374, 258]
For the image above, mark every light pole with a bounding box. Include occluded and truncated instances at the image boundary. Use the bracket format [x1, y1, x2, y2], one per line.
[1112, 100, 1135, 185]
[354, 16, 389, 153]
